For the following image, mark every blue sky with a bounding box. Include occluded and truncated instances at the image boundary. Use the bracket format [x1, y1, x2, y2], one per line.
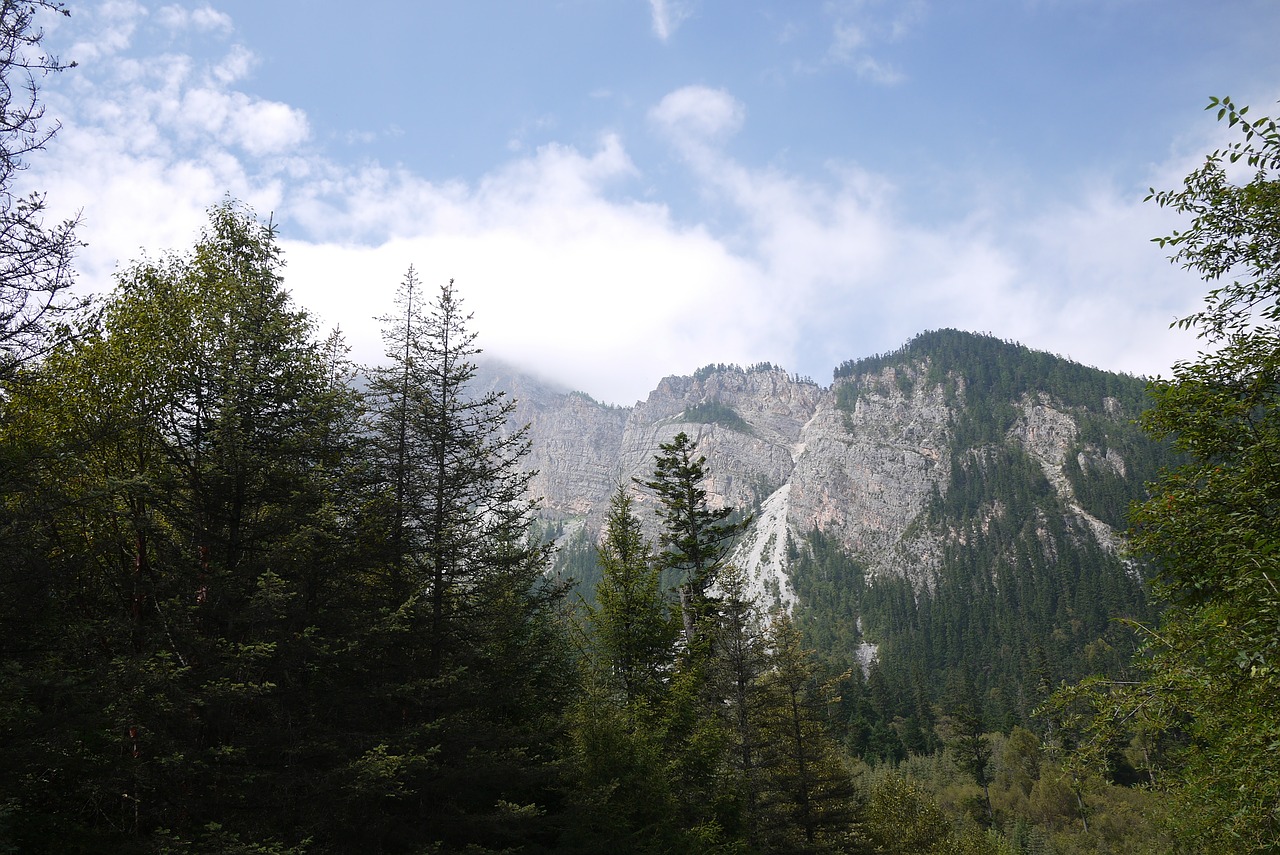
[25, 0, 1280, 403]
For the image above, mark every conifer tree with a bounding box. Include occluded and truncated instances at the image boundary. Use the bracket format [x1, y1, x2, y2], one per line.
[591, 483, 677, 704]
[941, 681, 995, 824]
[707, 563, 770, 844]
[0, 200, 363, 850]
[565, 485, 684, 852]
[361, 273, 572, 852]
[755, 613, 862, 853]
[639, 430, 748, 644]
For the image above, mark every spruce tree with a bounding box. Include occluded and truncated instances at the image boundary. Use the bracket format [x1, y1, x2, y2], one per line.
[709, 563, 770, 847]
[591, 483, 677, 704]
[361, 273, 572, 852]
[638, 430, 748, 644]
[755, 613, 862, 853]
[0, 200, 363, 850]
[564, 485, 684, 853]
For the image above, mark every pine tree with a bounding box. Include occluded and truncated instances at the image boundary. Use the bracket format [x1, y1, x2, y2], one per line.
[591, 483, 677, 704]
[755, 613, 862, 853]
[638, 430, 749, 644]
[360, 273, 572, 852]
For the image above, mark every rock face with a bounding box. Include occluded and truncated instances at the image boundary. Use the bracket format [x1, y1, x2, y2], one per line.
[788, 363, 952, 587]
[479, 334, 1156, 604]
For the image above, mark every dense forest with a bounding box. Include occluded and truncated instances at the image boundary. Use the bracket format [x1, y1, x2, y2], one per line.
[803, 330, 1167, 740]
[1, 4, 1278, 853]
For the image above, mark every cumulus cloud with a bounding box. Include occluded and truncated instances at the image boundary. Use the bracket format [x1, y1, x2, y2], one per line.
[68, 0, 147, 63]
[27, 7, 1214, 403]
[212, 43, 255, 84]
[642, 79, 1203, 385]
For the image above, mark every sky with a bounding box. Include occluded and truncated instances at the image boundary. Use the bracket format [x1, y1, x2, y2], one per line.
[21, 0, 1280, 404]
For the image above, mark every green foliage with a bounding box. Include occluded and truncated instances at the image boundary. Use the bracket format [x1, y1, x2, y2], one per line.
[692, 361, 786, 381]
[681, 398, 752, 433]
[567, 448, 880, 853]
[358, 272, 574, 852]
[753, 614, 863, 853]
[555, 525, 603, 606]
[638, 431, 751, 643]
[1050, 96, 1280, 853]
[861, 771, 957, 855]
[939, 685, 994, 825]
[0, 201, 366, 850]
[1060, 412, 1174, 530]
[834, 329, 1151, 449]
[0, 209, 575, 853]
[799, 330, 1172, 746]
[589, 485, 678, 703]
[792, 458, 1152, 744]
[834, 381, 859, 413]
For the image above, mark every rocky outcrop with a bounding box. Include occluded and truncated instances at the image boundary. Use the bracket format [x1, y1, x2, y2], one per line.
[1009, 392, 1125, 556]
[482, 344, 1147, 599]
[787, 363, 952, 586]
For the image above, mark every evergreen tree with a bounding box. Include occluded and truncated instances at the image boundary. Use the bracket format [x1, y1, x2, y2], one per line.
[638, 430, 749, 644]
[361, 272, 572, 852]
[941, 682, 995, 824]
[0, 200, 363, 850]
[564, 485, 684, 853]
[755, 613, 862, 853]
[709, 563, 770, 846]
[590, 483, 677, 704]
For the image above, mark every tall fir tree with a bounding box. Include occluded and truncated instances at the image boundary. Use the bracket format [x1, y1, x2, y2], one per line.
[361, 272, 573, 852]
[590, 483, 677, 705]
[638, 430, 749, 645]
[564, 485, 684, 853]
[755, 613, 863, 854]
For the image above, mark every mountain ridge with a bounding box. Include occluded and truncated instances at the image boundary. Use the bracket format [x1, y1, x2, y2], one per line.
[482, 328, 1158, 589]
[482, 328, 1171, 730]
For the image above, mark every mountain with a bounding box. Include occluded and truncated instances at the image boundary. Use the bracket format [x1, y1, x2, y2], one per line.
[483, 329, 1172, 738]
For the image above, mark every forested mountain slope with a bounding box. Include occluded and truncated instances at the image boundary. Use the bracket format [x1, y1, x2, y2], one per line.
[498, 329, 1175, 736]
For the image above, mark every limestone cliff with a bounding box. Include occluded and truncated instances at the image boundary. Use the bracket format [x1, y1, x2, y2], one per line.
[481, 331, 1162, 608]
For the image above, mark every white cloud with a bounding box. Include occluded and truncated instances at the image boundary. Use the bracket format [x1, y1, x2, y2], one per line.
[155, 4, 233, 34]
[27, 11, 1218, 404]
[818, 0, 922, 83]
[69, 0, 147, 63]
[226, 96, 309, 155]
[190, 6, 234, 33]
[648, 0, 694, 41]
[212, 44, 255, 84]
[649, 86, 746, 153]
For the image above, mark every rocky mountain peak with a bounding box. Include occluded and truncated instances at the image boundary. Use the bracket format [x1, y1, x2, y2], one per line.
[488, 332, 1161, 611]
